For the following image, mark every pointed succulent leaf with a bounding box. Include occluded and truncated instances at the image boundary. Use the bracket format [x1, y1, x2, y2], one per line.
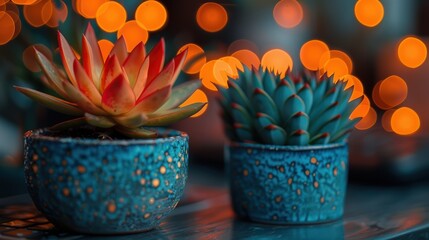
[273, 79, 294, 108]
[139, 59, 174, 101]
[261, 124, 287, 145]
[252, 88, 280, 123]
[316, 115, 341, 136]
[101, 74, 136, 115]
[57, 31, 78, 86]
[100, 55, 123, 93]
[286, 112, 309, 133]
[108, 36, 128, 64]
[146, 39, 165, 85]
[309, 101, 338, 134]
[310, 86, 339, 118]
[73, 60, 102, 105]
[85, 113, 116, 128]
[297, 83, 313, 114]
[233, 123, 254, 143]
[144, 102, 206, 126]
[288, 130, 309, 146]
[254, 113, 276, 130]
[123, 42, 146, 87]
[310, 133, 330, 145]
[34, 49, 68, 98]
[157, 80, 201, 112]
[171, 49, 187, 82]
[14, 86, 83, 116]
[281, 94, 306, 123]
[84, 23, 103, 68]
[262, 71, 276, 95]
[313, 77, 328, 103]
[49, 117, 86, 131]
[115, 126, 157, 138]
[132, 85, 171, 114]
[231, 103, 253, 127]
[133, 57, 150, 98]
[228, 80, 252, 113]
[113, 113, 147, 129]
[62, 80, 107, 115]
[82, 35, 102, 90]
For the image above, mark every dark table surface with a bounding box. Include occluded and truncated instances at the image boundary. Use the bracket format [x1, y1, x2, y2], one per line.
[1, 167, 429, 240]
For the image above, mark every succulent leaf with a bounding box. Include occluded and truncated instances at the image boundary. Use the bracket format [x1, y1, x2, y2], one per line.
[157, 80, 201, 112]
[85, 113, 116, 128]
[57, 31, 78, 86]
[123, 42, 146, 87]
[115, 126, 158, 138]
[82, 35, 102, 89]
[144, 102, 207, 126]
[252, 88, 280, 123]
[73, 59, 102, 105]
[101, 74, 136, 115]
[100, 55, 123, 93]
[14, 86, 83, 116]
[34, 50, 68, 98]
[146, 39, 165, 85]
[49, 117, 87, 131]
[108, 36, 128, 64]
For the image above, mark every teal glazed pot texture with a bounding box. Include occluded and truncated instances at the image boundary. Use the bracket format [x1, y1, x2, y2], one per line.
[226, 142, 348, 224]
[24, 128, 188, 234]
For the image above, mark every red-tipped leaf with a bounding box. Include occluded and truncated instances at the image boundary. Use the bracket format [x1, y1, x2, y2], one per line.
[73, 59, 102, 105]
[101, 74, 136, 115]
[100, 55, 123, 93]
[123, 42, 146, 87]
[146, 39, 165, 85]
[82, 35, 103, 90]
[108, 36, 128, 64]
[57, 31, 78, 86]
[138, 59, 174, 101]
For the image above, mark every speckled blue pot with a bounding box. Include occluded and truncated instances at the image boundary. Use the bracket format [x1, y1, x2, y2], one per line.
[226, 142, 348, 224]
[23, 128, 188, 234]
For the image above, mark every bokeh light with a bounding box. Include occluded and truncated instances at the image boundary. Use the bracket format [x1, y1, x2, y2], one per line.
[379, 75, 408, 108]
[355, 107, 377, 130]
[98, 39, 114, 62]
[200, 60, 233, 91]
[372, 80, 391, 110]
[46, 0, 68, 28]
[0, 12, 15, 45]
[397, 36, 427, 68]
[343, 74, 364, 101]
[219, 56, 243, 79]
[273, 0, 303, 29]
[23, 0, 53, 27]
[322, 58, 349, 82]
[179, 89, 208, 118]
[354, 0, 384, 27]
[381, 109, 395, 132]
[178, 43, 206, 75]
[96, 1, 126, 33]
[231, 49, 260, 69]
[23, 44, 52, 72]
[135, 0, 167, 32]
[300, 40, 330, 71]
[391, 107, 420, 135]
[350, 94, 370, 120]
[11, 0, 37, 5]
[76, 0, 107, 19]
[261, 49, 293, 77]
[196, 2, 228, 33]
[6, 10, 20, 40]
[117, 20, 149, 52]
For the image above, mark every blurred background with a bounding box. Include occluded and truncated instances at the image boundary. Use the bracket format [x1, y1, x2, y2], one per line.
[1, 0, 428, 196]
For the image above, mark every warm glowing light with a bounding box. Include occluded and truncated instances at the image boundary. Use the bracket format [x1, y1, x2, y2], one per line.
[23, 0, 53, 27]
[328, 50, 353, 73]
[398, 37, 427, 68]
[391, 107, 420, 135]
[354, 0, 384, 27]
[196, 2, 228, 33]
[98, 39, 114, 62]
[381, 109, 395, 132]
[77, 0, 107, 19]
[344, 74, 364, 101]
[11, 0, 38, 5]
[179, 89, 208, 118]
[219, 56, 243, 79]
[200, 60, 233, 91]
[273, 0, 303, 29]
[228, 39, 259, 55]
[300, 40, 330, 71]
[117, 21, 149, 52]
[178, 43, 206, 75]
[96, 1, 126, 33]
[372, 80, 391, 110]
[379, 75, 407, 108]
[322, 58, 349, 82]
[46, 0, 68, 28]
[350, 95, 370, 120]
[0, 0, 10, 6]
[23, 44, 52, 72]
[0, 12, 15, 45]
[6, 10, 20, 40]
[355, 107, 377, 130]
[261, 49, 292, 77]
[231, 49, 260, 69]
[135, 1, 167, 31]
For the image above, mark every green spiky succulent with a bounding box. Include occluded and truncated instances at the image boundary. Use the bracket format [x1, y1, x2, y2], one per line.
[218, 67, 363, 146]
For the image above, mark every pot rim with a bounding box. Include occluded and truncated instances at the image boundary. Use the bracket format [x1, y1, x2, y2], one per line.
[227, 141, 347, 151]
[24, 127, 188, 146]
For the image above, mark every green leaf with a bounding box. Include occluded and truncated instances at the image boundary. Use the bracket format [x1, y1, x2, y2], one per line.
[281, 94, 306, 123]
[113, 113, 147, 128]
[262, 71, 276, 95]
[297, 84, 313, 114]
[144, 102, 206, 126]
[273, 79, 294, 109]
[252, 88, 280, 123]
[115, 127, 157, 138]
[85, 113, 116, 128]
[288, 130, 309, 146]
[260, 124, 287, 145]
[310, 133, 330, 145]
[157, 80, 201, 112]
[286, 112, 309, 134]
[49, 117, 86, 131]
[14, 86, 84, 116]
[231, 103, 253, 127]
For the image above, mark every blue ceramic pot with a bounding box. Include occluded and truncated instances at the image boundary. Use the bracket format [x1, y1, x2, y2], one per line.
[23, 128, 188, 234]
[226, 142, 348, 224]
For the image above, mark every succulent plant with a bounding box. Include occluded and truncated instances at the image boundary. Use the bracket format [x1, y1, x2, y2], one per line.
[218, 67, 363, 146]
[15, 24, 206, 138]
